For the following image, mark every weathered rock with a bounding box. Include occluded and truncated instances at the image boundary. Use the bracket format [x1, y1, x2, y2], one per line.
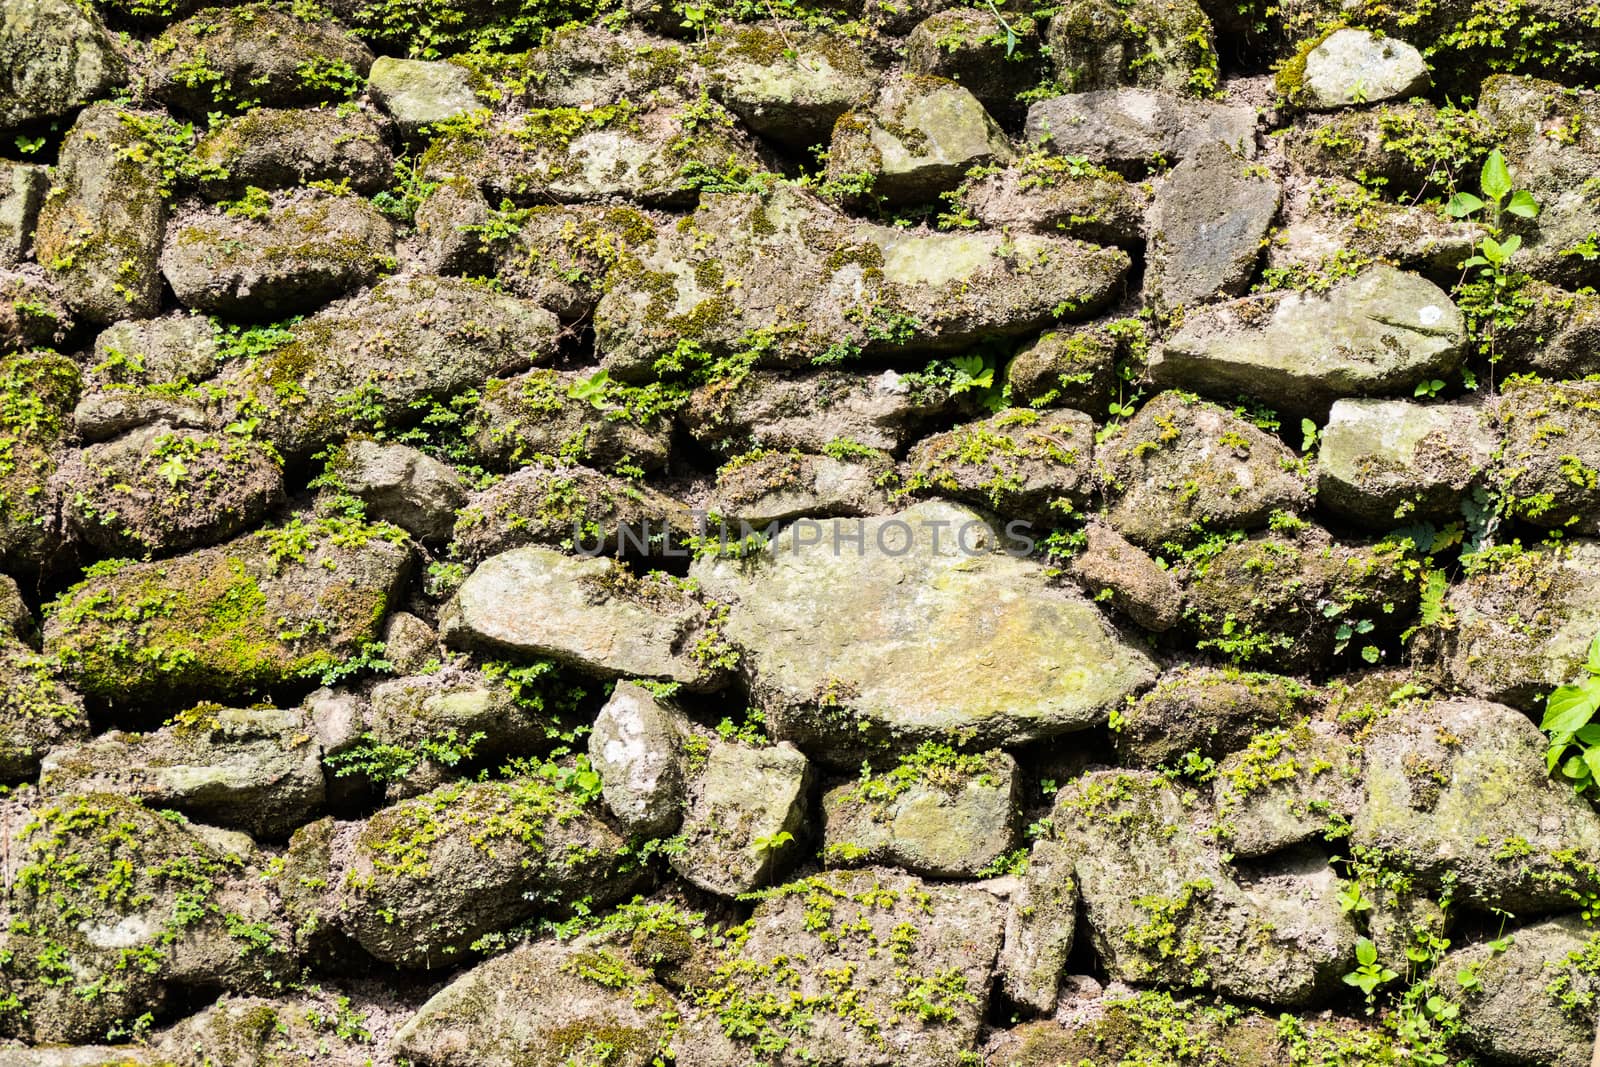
[681, 367, 952, 454]
[517, 24, 689, 109]
[1026, 89, 1257, 170]
[827, 73, 1013, 205]
[34, 105, 167, 324]
[1440, 539, 1600, 709]
[999, 833, 1079, 1012]
[1151, 265, 1465, 414]
[1498, 279, 1600, 379]
[281, 776, 642, 968]
[1354, 696, 1600, 911]
[1147, 140, 1280, 307]
[469, 367, 672, 473]
[487, 202, 657, 318]
[412, 176, 496, 276]
[161, 190, 394, 318]
[710, 449, 890, 526]
[905, 407, 1096, 523]
[44, 515, 410, 703]
[955, 154, 1148, 246]
[0, 0, 126, 127]
[214, 273, 559, 460]
[905, 9, 1040, 119]
[1100, 391, 1312, 548]
[1441, 915, 1600, 1067]
[688, 868, 1004, 1067]
[452, 463, 693, 562]
[1317, 398, 1496, 524]
[1284, 100, 1492, 198]
[823, 748, 1018, 877]
[0, 350, 79, 570]
[1006, 318, 1135, 412]
[367, 56, 482, 135]
[0, 161, 47, 266]
[55, 423, 285, 556]
[1, 793, 294, 1044]
[39, 704, 324, 838]
[702, 25, 877, 148]
[441, 546, 733, 689]
[85, 312, 218, 394]
[1046, 0, 1217, 95]
[393, 937, 697, 1066]
[149, 4, 374, 115]
[192, 106, 394, 197]
[0, 639, 87, 781]
[589, 681, 687, 838]
[1112, 666, 1317, 767]
[1069, 520, 1183, 631]
[671, 737, 810, 896]
[157, 990, 406, 1067]
[691, 500, 1157, 758]
[379, 611, 440, 675]
[1491, 378, 1600, 535]
[0, 267, 69, 352]
[333, 439, 465, 543]
[1212, 717, 1361, 857]
[1290, 29, 1430, 110]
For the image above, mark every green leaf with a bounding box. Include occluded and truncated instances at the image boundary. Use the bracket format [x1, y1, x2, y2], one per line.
[1447, 191, 1485, 218]
[1587, 632, 1600, 674]
[1581, 744, 1600, 783]
[1480, 236, 1507, 265]
[1498, 233, 1522, 258]
[1542, 680, 1600, 734]
[1356, 938, 1377, 966]
[1506, 189, 1540, 219]
[1481, 149, 1513, 201]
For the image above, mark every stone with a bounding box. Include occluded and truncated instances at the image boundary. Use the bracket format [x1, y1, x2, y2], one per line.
[688, 868, 1005, 1066]
[192, 106, 395, 197]
[34, 105, 168, 324]
[149, 4, 374, 115]
[55, 423, 285, 557]
[0, 0, 126, 127]
[904, 407, 1097, 523]
[1492, 378, 1600, 535]
[367, 56, 482, 135]
[1146, 140, 1281, 308]
[955, 155, 1148, 246]
[1498, 279, 1600, 379]
[39, 705, 324, 839]
[0, 350, 77, 571]
[333, 439, 466, 543]
[0, 267, 69, 351]
[1005, 319, 1135, 411]
[702, 26, 878, 148]
[670, 737, 811, 896]
[0, 639, 87, 782]
[1112, 666, 1317, 767]
[44, 515, 410, 704]
[517, 24, 689, 110]
[1353, 696, 1600, 912]
[827, 73, 1013, 206]
[588, 680, 688, 838]
[1026, 89, 1257, 170]
[1068, 520, 1183, 632]
[1046, 0, 1218, 95]
[84, 312, 218, 395]
[1151, 265, 1466, 415]
[1439, 539, 1600, 709]
[1441, 915, 1600, 1067]
[0, 161, 47, 266]
[280, 776, 643, 968]
[999, 834, 1079, 1012]
[468, 367, 672, 473]
[214, 273, 559, 460]
[822, 748, 1018, 877]
[1212, 717, 1361, 857]
[1294, 29, 1430, 110]
[905, 10, 1040, 119]
[380, 611, 440, 675]
[487, 202, 657, 317]
[690, 501, 1157, 758]
[440, 546, 734, 689]
[1284, 100, 1493, 198]
[709, 450, 891, 527]
[161, 189, 395, 317]
[413, 176, 495, 276]
[157, 990, 404, 1067]
[1317, 399, 1497, 524]
[1099, 390, 1313, 548]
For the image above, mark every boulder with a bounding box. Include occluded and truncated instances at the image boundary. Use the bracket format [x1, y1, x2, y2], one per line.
[1492, 378, 1600, 535]
[0, 267, 69, 352]
[1212, 717, 1360, 857]
[1068, 520, 1183, 632]
[161, 189, 395, 318]
[1005, 318, 1136, 412]
[588, 681, 688, 838]
[517, 24, 688, 110]
[1284, 101, 1492, 198]
[1497, 279, 1600, 379]
[192, 106, 394, 197]
[1026, 89, 1257, 170]
[1151, 265, 1465, 415]
[1146, 140, 1281, 308]
[367, 56, 482, 135]
[0, 639, 87, 782]
[44, 515, 410, 704]
[332, 439, 466, 543]
[904, 407, 1097, 523]
[440, 546, 734, 689]
[709, 449, 891, 526]
[670, 737, 811, 896]
[701, 25, 878, 148]
[1290, 29, 1430, 110]
[1317, 398, 1496, 524]
[0, 161, 47, 266]
[905, 10, 1040, 120]
[0, 0, 126, 127]
[1046, 0, 1218, 95]
[487, 202, 658, 317]
[955, 155, 1148, 246]
[157, 990, 405, 1067]
[468, 366, 672, 473]
[1111, 666, 1318, 767]
[690, 500, 1157, 758]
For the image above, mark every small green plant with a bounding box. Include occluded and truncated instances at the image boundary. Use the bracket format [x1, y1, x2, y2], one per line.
[1343, 938, 1398, 1006]
[1447, 148, 1540, 387]
[1413, 378, 1446, 399]
[1542, 631, 1600, 794]
[13, 134, 44, 155]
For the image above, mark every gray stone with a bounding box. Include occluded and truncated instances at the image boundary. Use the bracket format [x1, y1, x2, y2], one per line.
[161, 190, 394, 317]
[671, 738, 810, 896]
[192, 106, 395, 197]
[334, 439, 466, 543]
[1147, 140, 1281, 308]
[85, 312, 218, 394]
[0, 639, 86, 781]
[905, 407, 1097, 523]
[381, 611, 440, 675]
[441, 546, 733, 689]
[690, 500, 1157, 758]
[1151, 265, 1465, 414]
[1298, 30, 1430, 110]
[1100, 390, 1312, 548]
[0, 161, 46, 265]
[39, 705, 324, 839]
[158, 991, 403, 1067]
[1492, 378, 1600, 535]
[822, 749, 1018, 877]
[1068, 520, 1183, 632]
[1498, 278, 1600, 379]
[1026, 89, 1258, 170]
[0, 0, 126, 127]
[0, 266, 68, 351]
[956, 156, 1148, 246]
[682, 367, 952, 454]
[702, 26, 877, 148]
[1000, 834, 1079, 1012]
[1112, 666, 1317, 768]
[518, 25, 689, 110]
[905, 10, 1039, 119]
[1005, 319, 1134, 412]
[34, 105, 167, 324]
[367, 56, 482, 135]
[1318, 398, 1497, 524]
[1046, 0, 1218, 95]
[0, 350, 76, 571]
[1213, 717, 1361, 857]
[469, 366, 672, 473]
[710, 450, 891, 527]
[588, 680, 688, 838]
